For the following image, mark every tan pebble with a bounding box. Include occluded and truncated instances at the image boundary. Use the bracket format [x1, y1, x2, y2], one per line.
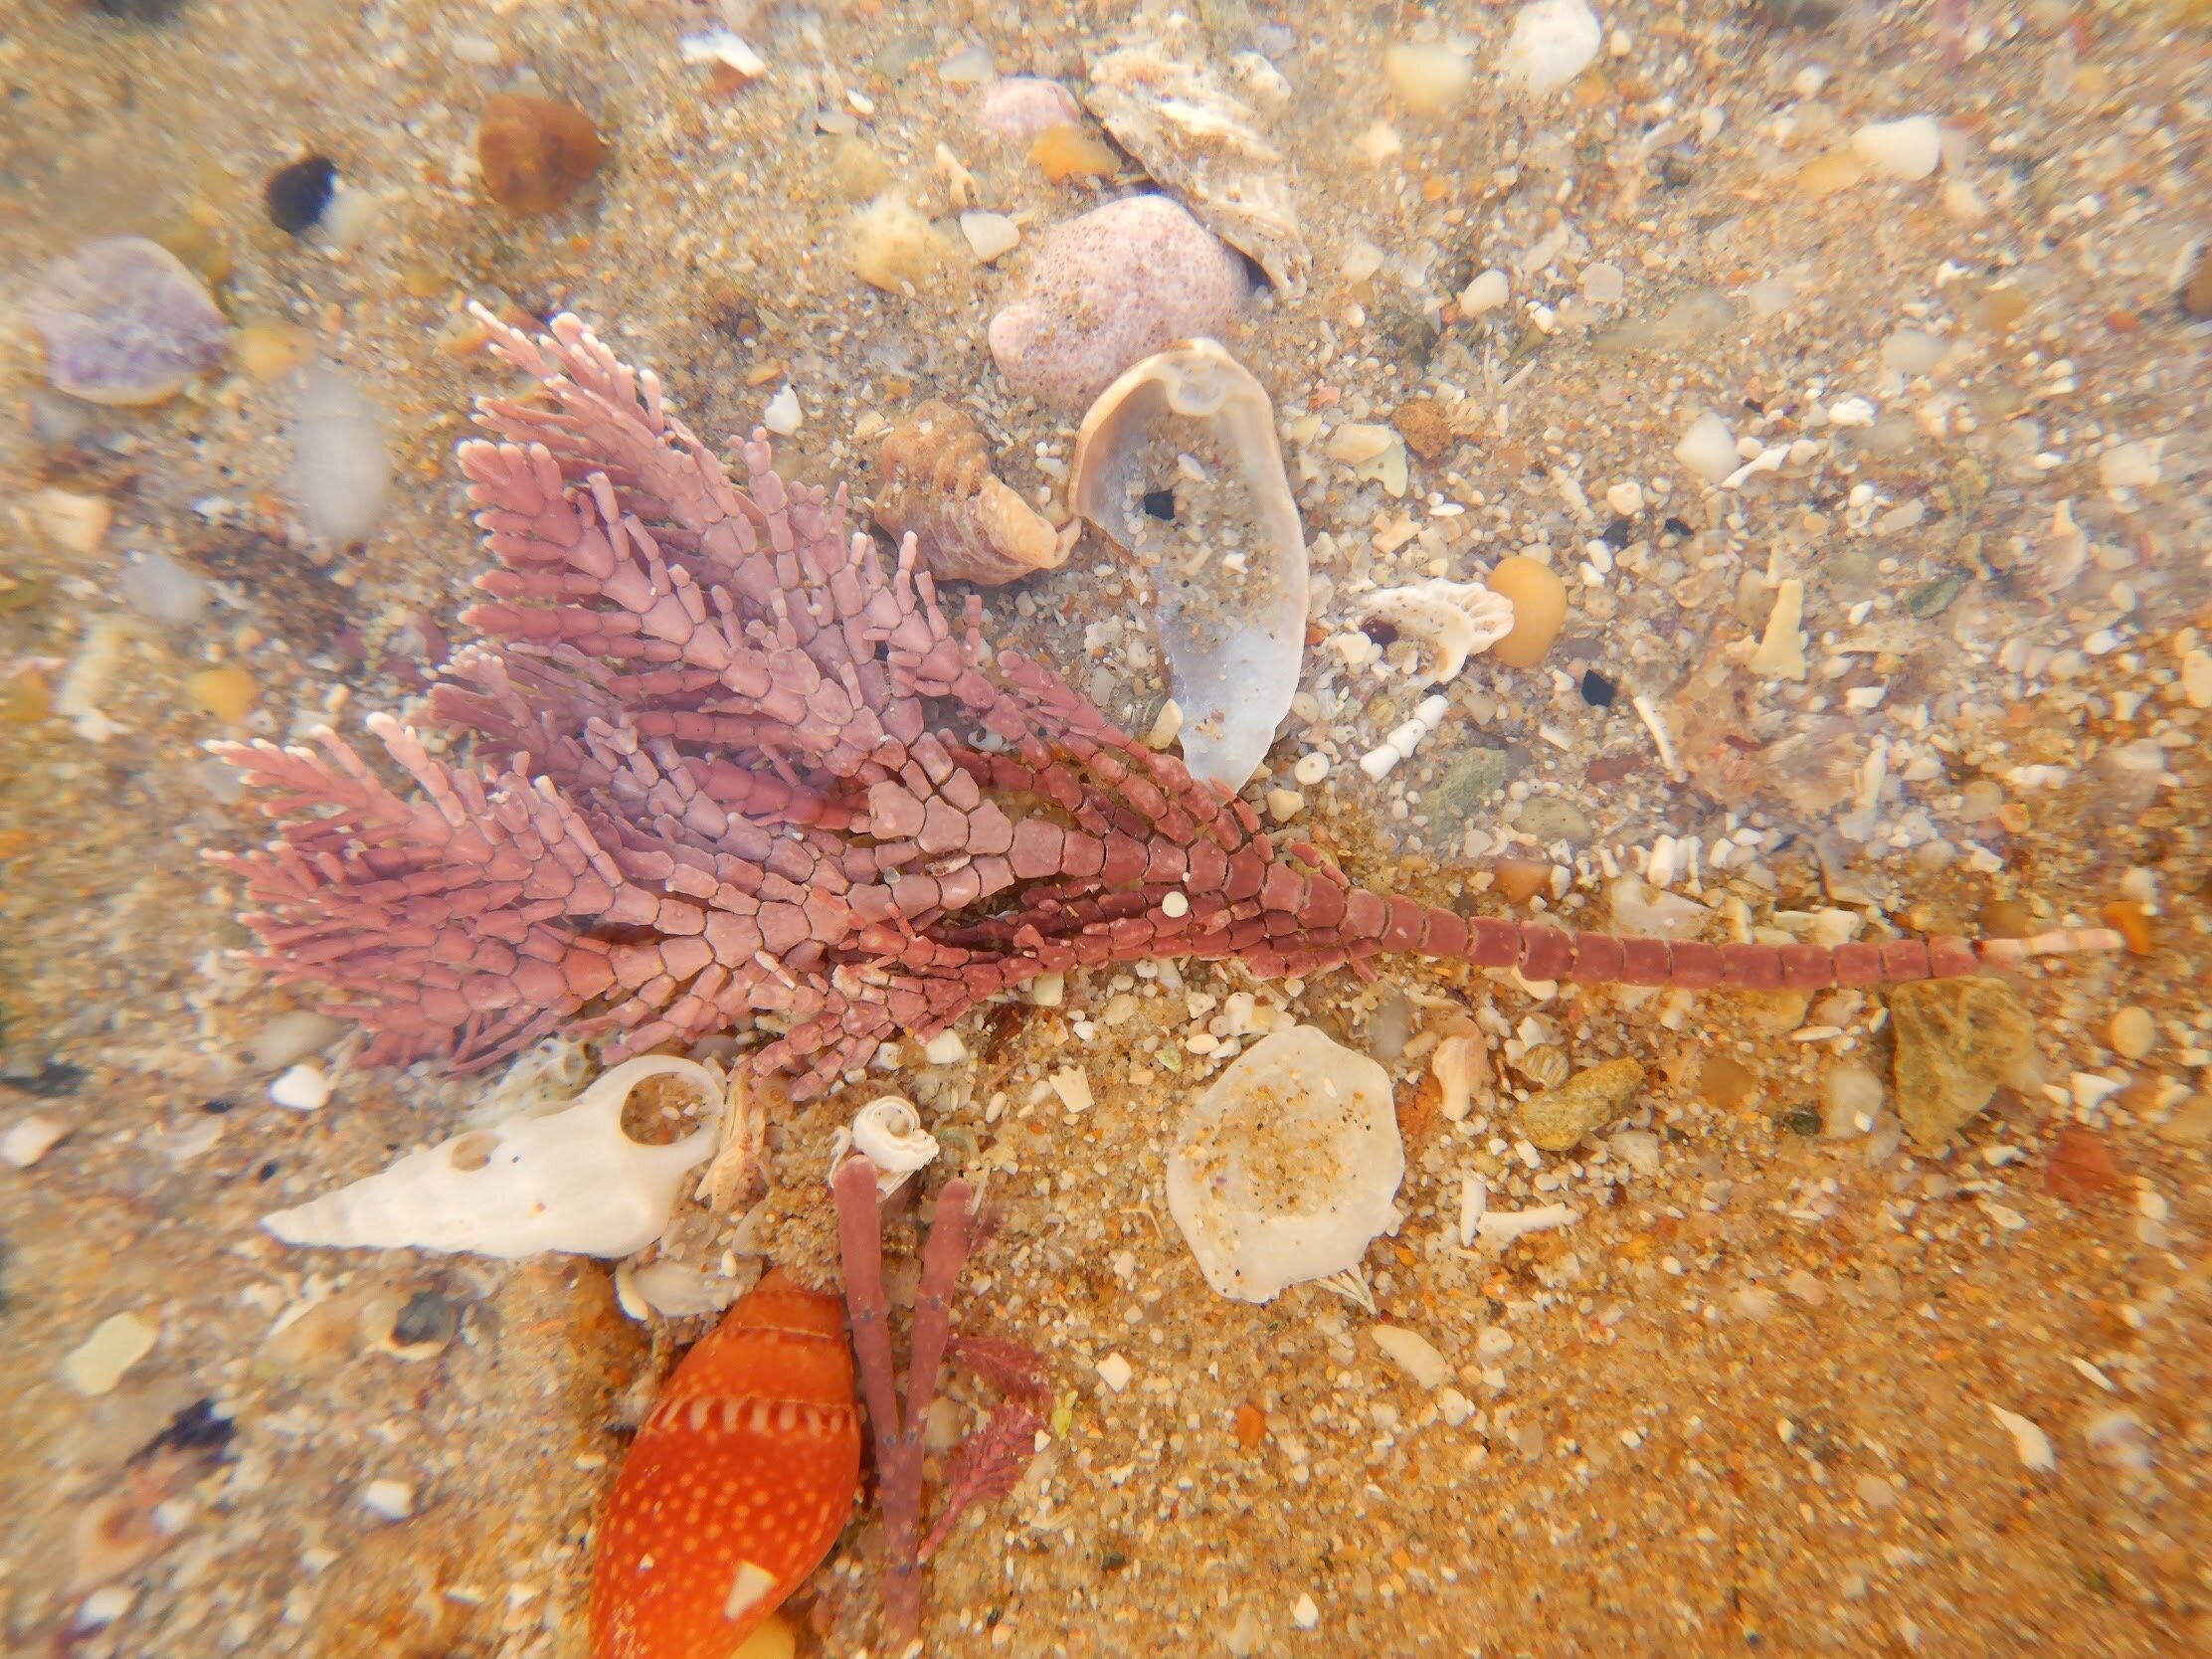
[186, 665, 259, 723]
[1484, 555, 1567, 667]
[30, 488, 111, 555]
[1889, 977, 2036, 1153]
[2157, 1092, 2212, 1147]
[61, 1313, 157, 1396]
[476, 92, 604, 214]
[1391, 398, 1454, 461]
[1489, 856, 1551, 906]
[1264, 787, 1304, 824]
[2108, 1007, 2156, 1060]
[847, 193, 950, 292]
[1969, 284, 2031, 333]
[1382, 43, 1473, 114]
[1698, 1052, 1757, 1110]
[1521, 1058, 1644, 1153]
[826, 135, 891, 201]
[1027, 123, 1117, 182]
[237, 323, 313, 382]
[2184, 248, 2212, 319]
[1795, 149, 1869, 198]
[2181, 646, 2212, 710]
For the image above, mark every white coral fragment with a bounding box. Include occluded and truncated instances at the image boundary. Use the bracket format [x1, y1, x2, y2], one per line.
[1359, 693, 1448, 781]
[261, 1054, 721, 1259]
[1166, 1025, 1404, 1305]
[1359, 580, 1517, 683]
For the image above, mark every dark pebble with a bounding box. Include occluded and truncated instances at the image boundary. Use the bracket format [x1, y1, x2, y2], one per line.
[392, 1290, 459, 1350]
[1779, 1107, 1823, 1138]
[1579, 670, 1615, 708]
[265, 156, 337, 235]
[2, 1060, 86, 1098]
[133, 1397, 236, 1465]
[93, 0, 189, 21]
[1141, 488, 1177, 521]
[1599, 516, 1632, 550]
[1662, 516, 1694, 538]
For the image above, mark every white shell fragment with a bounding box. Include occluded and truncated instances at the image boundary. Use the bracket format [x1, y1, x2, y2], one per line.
[1068, 340, 1308, 792]
[1988, 1403, 2057, 1473]
[845, 1094, 941, 1197]
[1475, 1202, 1579, 1246]
[262, 1055, 721, 1259]
[288, 363, 391, 544]
[1502, 0, 1602, 94]
[1852, 116, 1943, 182]
[1166, 1024, 1404, 1305]
[1359, 580, 1516, 683]
[2, 1114, 67, 1168]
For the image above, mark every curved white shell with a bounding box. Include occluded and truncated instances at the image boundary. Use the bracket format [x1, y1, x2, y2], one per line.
[1166, 1024, 1403, 1304]
[1068, 339, 1308, 793]
[262, 1055, 721, 1259]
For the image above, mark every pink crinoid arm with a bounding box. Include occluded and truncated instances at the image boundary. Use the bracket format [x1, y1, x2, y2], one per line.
[211, 307, 2126, 1097]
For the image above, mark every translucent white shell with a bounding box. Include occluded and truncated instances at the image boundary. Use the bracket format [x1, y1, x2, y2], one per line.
[262, 1055, 721, 1259]
[1068, 339, 1308, 793]
[1166, 1025, 1404, 1304]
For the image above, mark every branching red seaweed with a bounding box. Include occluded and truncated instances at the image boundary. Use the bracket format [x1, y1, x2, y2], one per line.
[208, 306, 2121, 1102]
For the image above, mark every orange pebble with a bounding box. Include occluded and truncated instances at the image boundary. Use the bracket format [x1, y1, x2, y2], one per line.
[2099, 900, 2153, 957]
[590, 1270, 859, 1659]
[1233, 1403, 1266, 1448]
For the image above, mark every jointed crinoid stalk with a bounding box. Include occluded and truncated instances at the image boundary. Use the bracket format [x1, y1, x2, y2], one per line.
[211, 308, 2120, 1104]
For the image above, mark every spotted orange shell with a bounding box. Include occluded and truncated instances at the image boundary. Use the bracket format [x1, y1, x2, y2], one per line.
[590, 1269, 860, 1659]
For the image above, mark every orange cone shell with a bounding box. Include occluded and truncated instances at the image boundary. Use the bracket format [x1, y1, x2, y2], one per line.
[590, 1269, 860, 1659]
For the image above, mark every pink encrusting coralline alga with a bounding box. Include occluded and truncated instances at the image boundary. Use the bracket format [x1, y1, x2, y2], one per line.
[212, 308, 2120, 1099]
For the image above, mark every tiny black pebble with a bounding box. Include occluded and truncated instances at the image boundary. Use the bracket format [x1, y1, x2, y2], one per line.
[393, 1290, 459, 1349]
[1141, 487, 1177, 521]
[1599, 516, 1633, 550]
[1579, 669, 1615, 708]
[1743, 397, 1765, 415]
[265, 155, 338, 235]
[132, 1397, 236, 1465]
[201, 1098, 234, 1114]
[1100, 1551, 1130, 1573]
[1780, 1107, 1822, 1138]
[258, 1160, 278, 1182]
[1662, 516, 1694, 538]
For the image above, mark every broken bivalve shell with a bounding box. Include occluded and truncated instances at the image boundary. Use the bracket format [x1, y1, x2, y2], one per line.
[1360, 580, 1517, 683]
[1068, 339, 1308, 793]
[1085, 30, 1310, 295]
[1166, 1024, 1404, 1305]
[262, 1054, 721, 1259]
[872, 399, 1070, 586]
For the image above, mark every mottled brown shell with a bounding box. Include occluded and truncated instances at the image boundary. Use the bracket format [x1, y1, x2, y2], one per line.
[872, 400, 1067, 586]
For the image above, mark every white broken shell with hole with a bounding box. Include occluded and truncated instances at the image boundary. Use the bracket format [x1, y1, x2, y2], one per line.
[830, 1094, 941, 1198]
[261, 1055, 721, 1259]
[1166, 1024, 1404, 1305]
[1068, 339, 1308, 793]
[1360, 580, 1517, 682]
